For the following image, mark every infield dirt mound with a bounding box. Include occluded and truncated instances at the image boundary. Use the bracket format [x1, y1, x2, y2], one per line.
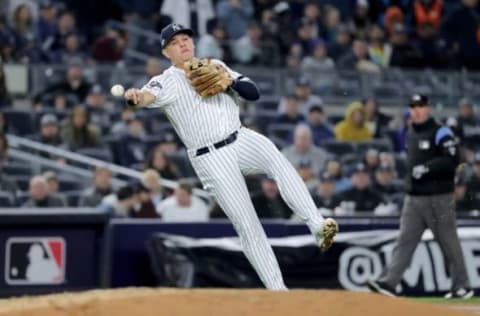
[0, 288, 475, 316]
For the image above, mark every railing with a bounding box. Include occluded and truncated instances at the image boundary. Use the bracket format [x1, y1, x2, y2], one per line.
[6, 134, 212, 200]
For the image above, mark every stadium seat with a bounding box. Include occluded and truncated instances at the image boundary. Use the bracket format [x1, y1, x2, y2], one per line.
[0, 191, 14, 207]
[2, 163, 33, 177]
[322, 140, 356, 157]
[1, 109, 34, 136]
[357, 139, 393, 154]
[267, 123, 295, 149]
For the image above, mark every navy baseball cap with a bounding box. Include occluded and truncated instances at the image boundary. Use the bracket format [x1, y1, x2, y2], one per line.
[409, 94, 429, 107]
[160, 23, 194, 49]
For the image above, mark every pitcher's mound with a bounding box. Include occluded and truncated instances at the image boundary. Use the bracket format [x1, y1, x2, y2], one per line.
[0, 288, 475, 316]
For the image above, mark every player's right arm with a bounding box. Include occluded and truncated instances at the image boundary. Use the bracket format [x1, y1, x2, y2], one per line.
[124, 75, 177, 109]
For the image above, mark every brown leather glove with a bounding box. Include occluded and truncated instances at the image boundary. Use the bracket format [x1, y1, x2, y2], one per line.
[184, 58, 232, 97]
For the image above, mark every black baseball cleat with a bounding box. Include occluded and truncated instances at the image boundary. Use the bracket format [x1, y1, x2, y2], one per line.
[367, 280, 396, 297]
[444, 288, 474, 299]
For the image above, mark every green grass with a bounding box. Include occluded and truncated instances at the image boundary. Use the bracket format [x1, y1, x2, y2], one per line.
[412, 297, 480, 304]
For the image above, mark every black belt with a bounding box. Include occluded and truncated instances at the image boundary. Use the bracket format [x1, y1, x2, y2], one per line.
[196, 131, 238, 157]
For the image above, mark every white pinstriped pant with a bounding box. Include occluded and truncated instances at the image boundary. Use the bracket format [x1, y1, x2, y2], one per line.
[188, 127, 325, 290]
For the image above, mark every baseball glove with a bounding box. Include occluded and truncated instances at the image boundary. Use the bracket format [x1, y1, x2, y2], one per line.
[184, 58, 232, 97]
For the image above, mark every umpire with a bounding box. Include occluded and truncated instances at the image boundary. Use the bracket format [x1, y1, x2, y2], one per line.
[368, 94, 473, 299]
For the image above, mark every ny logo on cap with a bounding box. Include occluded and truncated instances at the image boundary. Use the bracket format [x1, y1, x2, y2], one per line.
[172, 24, 182, 31]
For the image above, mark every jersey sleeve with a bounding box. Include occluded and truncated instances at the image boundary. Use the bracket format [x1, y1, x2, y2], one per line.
[141, 74, 178, 108]
[211, 59, 242, 79]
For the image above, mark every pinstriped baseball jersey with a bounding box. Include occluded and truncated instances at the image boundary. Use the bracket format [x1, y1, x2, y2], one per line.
[140, 59, 328, 290]
[141, 59, 242, 149]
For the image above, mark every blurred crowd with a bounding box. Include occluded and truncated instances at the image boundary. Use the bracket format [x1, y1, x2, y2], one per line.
[1, 0, 480, 220]
[1, 0, 480, 69]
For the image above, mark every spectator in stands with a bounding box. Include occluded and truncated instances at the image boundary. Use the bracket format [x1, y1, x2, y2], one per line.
[442, 0, 480, 70]
[117, 117, 146, 167]
[271, 1, 296, 61]
[145, 144, 180, 180]
[372, 163, 403, 203]
[282, 124, 329, 174]
[155, 132, 180, 155]
[367, 24, 391, 69]
[110, 107, 136, 136]
[33, 59, 92, 107]
[92, 26, 127, 63]
[421, 0, 443, 27]
[216, 0, 254, 40]
[335, 101, 372, 142]
[129, 182, 159, 218]
[251, 175, 291, 219]
[273, 94, 305, 125]
[134, 57, 164, 89]
[85, 84, 114, 129]
[295, 18, 318, 57]
[0, 64, 11, 107]
[157, 179, 210, 222]
[466, 152, 480, 203]
[141, 169, 165, 211]
[384, 6, 404, 35]
[11, 3, 35, 53]
[388, 23, 422, 68]
[349, 0, 372, 39]
[305, 105, 335, 146]
[51, 11, 78, 51]
[100, 185, 138, 217]
[448, 98, 480, 156]
[285, 43, 303, 70]
[364, 148, 380, 177]
[336, 162, 385, 213]
[296, 158, 319, 192]
[322, 5, 341, 43]
[53, 32, 88, 65]
[423, 23, 451, 68]
[42, 170, 68, 205]
[232, 21, 276, 65]
[78, 166, 113, 207]
[160, 0, 214, 37]
[455, 172, 480, 213]
[35, 114, 64, 147]
[338, 39, 380, 73]
[313, 171, 342, 211]
[327, 23, 352, 61]
[302, 1, 325, 37]
[364, 97, 392, 138]
[278, 76, 323, 115]
[325, 160, 352, 193]
[61, 105, 100, 150]
[35, 0, 58, 50]
[23, 175, 66, 207]
[300, 38, 335, 75]
[196, 21, 230, 62]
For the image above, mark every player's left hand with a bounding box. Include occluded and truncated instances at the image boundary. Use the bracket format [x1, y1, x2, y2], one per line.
[412, 164, 429, 179]
[184, 58, 232, 97]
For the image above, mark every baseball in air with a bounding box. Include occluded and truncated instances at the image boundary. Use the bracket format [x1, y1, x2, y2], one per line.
[110, 84, 125, 97]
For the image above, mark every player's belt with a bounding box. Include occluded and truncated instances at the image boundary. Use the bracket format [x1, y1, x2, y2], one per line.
[196, 131, 238, 157]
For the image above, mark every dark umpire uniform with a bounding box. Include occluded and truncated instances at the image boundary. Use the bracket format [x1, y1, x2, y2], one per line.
[368, 94, 472, 298]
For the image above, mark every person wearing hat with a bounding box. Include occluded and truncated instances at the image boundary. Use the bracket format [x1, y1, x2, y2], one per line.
[306, 104, 335, 146]
[296, 158, 319, 192]
[251, 175, 291, 219]
[334, 101, 373, 142]
[336, 162, 385, 213]
[368, 94, 473, 298]
[448, 98, 480, 155]
[455, 171, 480, 214]
[36, 114, 63, 146]
[313, 171, 342, 211]
[123, 22, 338, 290]
[277, 75, 324, 116]
[372, 162, 403, 205]
[465, 152, 480, 203]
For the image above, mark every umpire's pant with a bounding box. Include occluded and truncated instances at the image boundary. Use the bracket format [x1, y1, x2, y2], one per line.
[379, 193, 470, 291]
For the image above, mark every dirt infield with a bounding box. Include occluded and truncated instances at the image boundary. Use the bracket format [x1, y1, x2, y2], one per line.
[0, 288, 477, 316]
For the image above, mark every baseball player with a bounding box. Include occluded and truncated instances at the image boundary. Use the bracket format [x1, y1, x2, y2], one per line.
[124, 23, 338, 290]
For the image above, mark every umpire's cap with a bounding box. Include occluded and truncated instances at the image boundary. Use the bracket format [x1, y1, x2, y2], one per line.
[160, 23, 194, 49]
[409, 94, 429, 107]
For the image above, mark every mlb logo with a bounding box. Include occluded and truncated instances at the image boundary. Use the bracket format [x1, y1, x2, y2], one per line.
[5, 237, 66, 285]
